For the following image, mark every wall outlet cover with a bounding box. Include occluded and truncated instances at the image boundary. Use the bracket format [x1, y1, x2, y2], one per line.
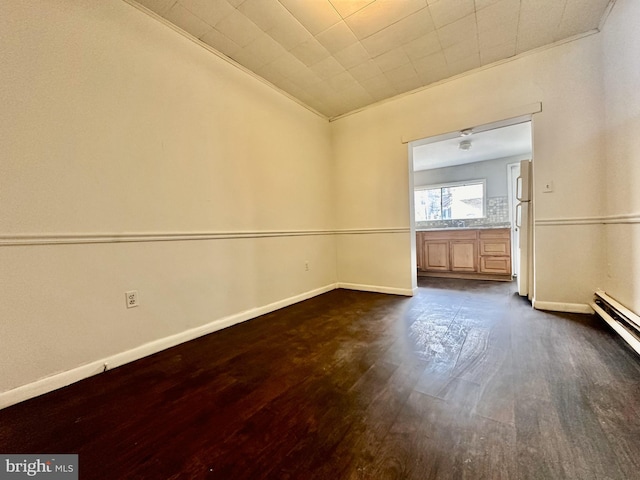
[126, 290, 138, 308]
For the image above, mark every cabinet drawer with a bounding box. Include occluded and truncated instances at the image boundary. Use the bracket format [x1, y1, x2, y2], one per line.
[479, 256, 511, 275]
[479, 238, 510, 256]
[479, 228, 510, 239]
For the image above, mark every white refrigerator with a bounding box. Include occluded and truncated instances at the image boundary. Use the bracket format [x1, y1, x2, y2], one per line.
[515, 160, 533, 298]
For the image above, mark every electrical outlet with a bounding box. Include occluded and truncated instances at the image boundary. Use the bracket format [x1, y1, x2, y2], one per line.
[125, 290, 138, 308]
[305, 261, 309, 271]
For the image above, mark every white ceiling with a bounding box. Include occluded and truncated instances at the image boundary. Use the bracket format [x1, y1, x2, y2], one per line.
[412, 121, 531, 171]
[133, 0, 613, 119]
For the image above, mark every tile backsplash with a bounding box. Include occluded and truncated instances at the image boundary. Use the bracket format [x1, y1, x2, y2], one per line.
[416, 196, 511, 230]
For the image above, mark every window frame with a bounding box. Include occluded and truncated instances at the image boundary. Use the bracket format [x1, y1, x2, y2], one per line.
[414, 179, 487, 221]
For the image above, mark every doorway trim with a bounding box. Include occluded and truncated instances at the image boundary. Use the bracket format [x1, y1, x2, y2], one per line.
[407, 113, 536, 289]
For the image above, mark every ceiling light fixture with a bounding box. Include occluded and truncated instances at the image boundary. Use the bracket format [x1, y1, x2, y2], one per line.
[459, 140, 472, 151]
[460, 128, 474, 136]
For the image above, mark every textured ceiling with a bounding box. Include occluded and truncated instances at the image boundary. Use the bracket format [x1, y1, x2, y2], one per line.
[134, 0, 613, 119]
[413, 121, 531, 171]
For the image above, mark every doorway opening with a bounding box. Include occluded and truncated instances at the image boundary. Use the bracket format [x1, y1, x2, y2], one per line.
[409, 117, 533, 294]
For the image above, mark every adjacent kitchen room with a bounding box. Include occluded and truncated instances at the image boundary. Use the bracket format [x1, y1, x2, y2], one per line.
[411, 119, 533, 293]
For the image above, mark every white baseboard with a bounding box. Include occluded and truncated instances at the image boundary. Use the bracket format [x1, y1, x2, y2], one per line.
[0, 283, 338, 410]
[338, 282, 415, 297]
[533, 300, 594, 314]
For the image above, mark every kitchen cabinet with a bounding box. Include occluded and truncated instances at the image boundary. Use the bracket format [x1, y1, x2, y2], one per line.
[450, 240, 477, 272]
[422, 240, 449, 271]
[478, 229, 511, 275]
[417, 228, 511, 280]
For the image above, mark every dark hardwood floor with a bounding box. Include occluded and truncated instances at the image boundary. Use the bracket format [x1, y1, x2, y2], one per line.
[1, 278, 640, 479]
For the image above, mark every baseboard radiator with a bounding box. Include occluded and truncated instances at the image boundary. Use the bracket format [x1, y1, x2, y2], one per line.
[591, 290, 640, 355]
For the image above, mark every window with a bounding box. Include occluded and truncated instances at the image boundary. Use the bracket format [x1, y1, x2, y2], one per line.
[415, 181, 485, 221]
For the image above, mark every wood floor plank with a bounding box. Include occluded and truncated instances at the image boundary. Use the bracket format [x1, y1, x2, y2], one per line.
[1, 278, 639, 479]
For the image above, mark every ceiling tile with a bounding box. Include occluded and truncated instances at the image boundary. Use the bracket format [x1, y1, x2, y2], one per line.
[230, 48, 268, 71]
[326, 71, 359, 91]
[237, 0, 292, 32]
[266, 53, 310, 80]
[340, 83, 374, 102]
[516, 27, 554, 53]
[476, 0, 519, 26]
[140, 0, 612, 118]
[344, 0, 427, 39]
[516, 0, 565, 53]
[478, 26, 517, 50]
[436, 13, 478, 48]
[361, 7, 435, 57]
[403, 31, 442, 61]
[200, 28, 242, 57]
[315, 21, 358, 53]
[277, 78, 317, 105]
[334, 42, 371, 69]
[443, 37, 478, 64]
[480, 41, 516, 65]
[373, 47, 411, 72]
[360, 74, 398, 99]
[136, 0, 176, 15]
[447, 52, 481, 76]
[313, 82, 342, 100]
[392, 75, 424, 94]
[289, 38, 331, 66]
[256, 62, 288, 85]
[287, 66, 324, 87]
[348, 60, 383, 82]
[279, 0, 342, 35]
[412, 51, 449, 84]
[179, 0, 235, 27]
[328, 0, 376, 18]
[475, 0, 520, 50]
[340, 90, 376, 112]
[214, 9, 263, 47]
[242, 33, 288, 65]
[384, 63, 420, 86]
[310, 55, 346, 79]
[267, 14, 313, 50]
[556, 0, 610, 39]
[474, 0, 502, 10]
[478, 6, 518, 51]
[164, 3, 212, 38]
[428, 0, 476, 29]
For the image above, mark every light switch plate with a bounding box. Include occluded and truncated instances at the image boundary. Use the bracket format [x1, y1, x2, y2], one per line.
[542, 181, 554, 193]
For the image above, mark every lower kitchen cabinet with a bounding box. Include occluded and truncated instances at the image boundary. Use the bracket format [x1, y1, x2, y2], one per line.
[450, 240, 477, 272]
[422, 241, 450, 271]
[417, 228, 511, 280]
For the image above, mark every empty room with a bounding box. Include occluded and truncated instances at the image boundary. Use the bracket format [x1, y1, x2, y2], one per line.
[1, 0, 639, 478]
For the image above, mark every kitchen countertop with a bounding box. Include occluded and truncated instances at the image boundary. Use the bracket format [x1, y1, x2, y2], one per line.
[416, 225, 510, 231]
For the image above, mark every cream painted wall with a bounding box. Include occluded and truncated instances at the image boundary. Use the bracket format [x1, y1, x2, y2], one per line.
[601, 0, 640, 313]
[0, 1, 335, 395]
[331, 34, 606, 307]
